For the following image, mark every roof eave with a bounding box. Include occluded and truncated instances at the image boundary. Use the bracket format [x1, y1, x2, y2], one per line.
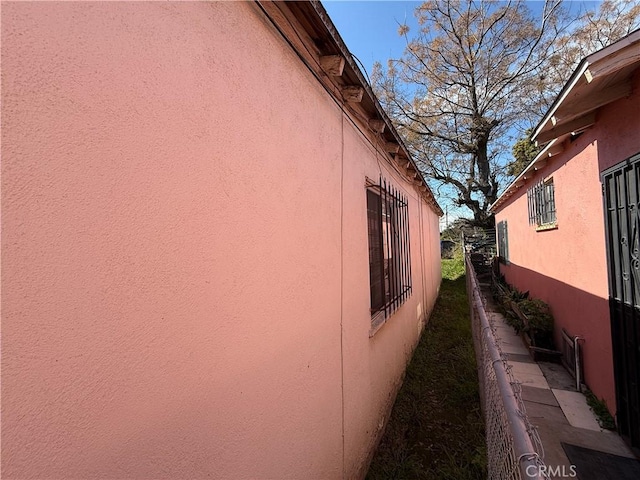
[532, 61, 589, 144]
[489, 139, 561, 213]
[258, 0, 443, 216]
[308, 1, 443, 216]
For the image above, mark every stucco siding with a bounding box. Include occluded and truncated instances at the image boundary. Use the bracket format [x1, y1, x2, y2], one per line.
[1, 2, 441, 479]
[595, 70, 640, 173]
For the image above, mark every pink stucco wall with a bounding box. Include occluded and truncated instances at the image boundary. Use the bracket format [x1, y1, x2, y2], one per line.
[495, 70, 640, 414]
[1, 2, 441, 479]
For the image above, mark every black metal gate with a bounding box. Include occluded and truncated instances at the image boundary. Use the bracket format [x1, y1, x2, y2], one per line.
[602, 152, 640, 455]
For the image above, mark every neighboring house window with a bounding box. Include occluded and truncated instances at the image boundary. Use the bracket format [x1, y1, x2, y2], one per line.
[497, 220, 509, 263]
[527, 178, 556, 227]
[366, 177, 412, 326]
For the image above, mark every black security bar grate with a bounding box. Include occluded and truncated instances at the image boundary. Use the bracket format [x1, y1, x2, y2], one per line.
[367, 176, 412, 320]
[528, 178, 556, 226]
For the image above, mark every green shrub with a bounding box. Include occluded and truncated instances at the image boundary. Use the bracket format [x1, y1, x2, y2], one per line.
[500, 289, 529, 333]
[504, 309, 525, 333]
[506, 287, 529, 303]
[518, 298, 554, 349]
[492, 279, 555, 350]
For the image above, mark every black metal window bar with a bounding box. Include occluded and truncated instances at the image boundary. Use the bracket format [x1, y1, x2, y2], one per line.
[527, 178, 556, 226]
[497, 220, 509, 263]
[366, 176, 412, 320]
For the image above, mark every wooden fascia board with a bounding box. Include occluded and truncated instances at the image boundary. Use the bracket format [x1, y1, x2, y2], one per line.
[532, 62, 589, 143]
[584, 47, 640, 83]
[538, 76, 633, 144]
[586, 30, 640, 65]
[553, 80, 632, 126]
[535, 111, 596, 144]
[307, 4, 436, 188]
[260, 2, 321, 59]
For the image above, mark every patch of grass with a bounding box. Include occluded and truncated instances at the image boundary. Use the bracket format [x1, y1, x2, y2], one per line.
[585, 389, 616, 430]
[366, 262, 486, 480]
[441, 256, 465, 281]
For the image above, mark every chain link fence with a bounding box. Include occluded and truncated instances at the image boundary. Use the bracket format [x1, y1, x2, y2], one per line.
[465, 254, 549, 480]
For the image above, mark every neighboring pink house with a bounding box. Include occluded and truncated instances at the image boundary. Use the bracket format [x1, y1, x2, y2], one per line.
[491, 31, 640, 454]
[1, 2, 443, 479]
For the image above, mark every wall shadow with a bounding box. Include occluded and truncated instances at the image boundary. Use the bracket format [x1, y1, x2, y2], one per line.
[498, 261, 616, 417]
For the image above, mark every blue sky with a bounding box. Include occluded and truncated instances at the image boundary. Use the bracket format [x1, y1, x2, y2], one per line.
[322, 1, 600, 78]
[322, 1, 421, 77]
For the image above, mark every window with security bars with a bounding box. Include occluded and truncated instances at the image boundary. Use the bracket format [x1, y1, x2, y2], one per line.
[527, 178, 556, 227]
[366, 177, 412, 323]
[497, 220, 509, 263]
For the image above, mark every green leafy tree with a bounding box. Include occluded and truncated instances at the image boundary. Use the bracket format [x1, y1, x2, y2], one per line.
[508, 129, 541, 177]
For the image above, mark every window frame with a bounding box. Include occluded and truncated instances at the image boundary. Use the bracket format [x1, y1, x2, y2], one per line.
[366, 177, 412, 333]
[497, 220, 509, 264]
[527, 177, 557, 230]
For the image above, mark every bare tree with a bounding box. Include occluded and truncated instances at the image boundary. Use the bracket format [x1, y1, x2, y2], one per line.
[373, 0, 564, 227]
[578, 0, 640, 48]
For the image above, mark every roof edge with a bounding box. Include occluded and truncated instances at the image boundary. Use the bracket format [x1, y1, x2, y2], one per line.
[532, 61, 589, 143]
[256, 0, 443, 216]
[308, 1, 443, 216]
[489, 139, 559, 213]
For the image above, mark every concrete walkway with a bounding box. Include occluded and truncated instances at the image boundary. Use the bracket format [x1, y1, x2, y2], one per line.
[479, 284, 635, 479]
